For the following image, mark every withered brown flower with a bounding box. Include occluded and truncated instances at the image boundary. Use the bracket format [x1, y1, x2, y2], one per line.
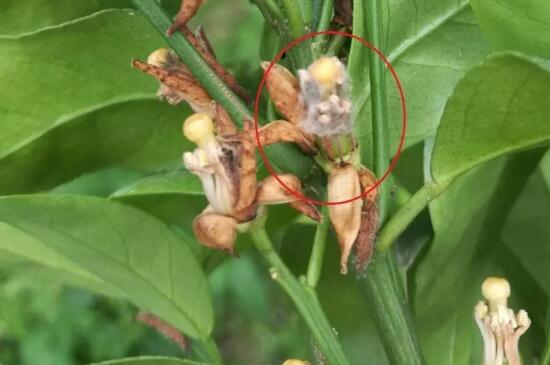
[132, 48, 213, 112]
[165, 0, 250, 102]
[182, 110, 320, 254]
[262, 56, 379, 274]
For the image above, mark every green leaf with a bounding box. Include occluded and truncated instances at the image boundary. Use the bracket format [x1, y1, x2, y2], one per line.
[0, 9, 164, 165]
[89, 356, 208, 365]
[502, 151, 550, 295]
[431, 54, 550, 182]
[0, 0, 102, 36]
[0, 250, 122, 297]
[414, 152, 543, 364]
[0, 100, 191, 195]
[470, 0, 550, 59]
[0, 195, 213, 339]
[350, 2, 491, 163]
[112, 170, 203, 198]
[409, 54, 550, 364]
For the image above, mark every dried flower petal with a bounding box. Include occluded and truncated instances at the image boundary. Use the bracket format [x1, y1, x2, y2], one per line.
[232, 121, 258, 222]
[355, 200, 378, 271]
[354, 168, 379, 271]
[196, 25, 217, 59]
[136, 312, 188, 351]
[258, 120, 316, 154]
[167, 0, 205, 36]
[261, 62, 303, 124]
[327, 165, 362, 274]
[334, 0, 353, 26]
[178, 25, 250, 102]
[193, 211, 238, 253]
[132, 58, 212, 112]
[257, 175, 320, 222]
[213, 102, 238, 136]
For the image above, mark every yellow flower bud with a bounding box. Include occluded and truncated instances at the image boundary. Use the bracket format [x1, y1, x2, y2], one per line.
[481, 276, 510, 312]
[147, 48, 174, 68]
[183, 112, 215, 146]
[282, 360, 311, 365]
[308, 56, 342, 89]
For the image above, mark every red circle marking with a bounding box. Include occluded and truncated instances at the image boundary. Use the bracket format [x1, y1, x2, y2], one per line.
[253, 30, 407, 206]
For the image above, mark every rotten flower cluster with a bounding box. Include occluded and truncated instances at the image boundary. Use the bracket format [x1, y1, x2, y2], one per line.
[474, 277, 530, 365]
[132, 0, 379, 274]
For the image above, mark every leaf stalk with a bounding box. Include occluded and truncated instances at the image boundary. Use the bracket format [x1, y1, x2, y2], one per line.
[250, 228, 350, 365]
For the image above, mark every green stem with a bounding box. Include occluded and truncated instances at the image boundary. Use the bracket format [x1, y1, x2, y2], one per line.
[251, 0, 282, 30]
[280, 0, 315, 68]
[250, 228, 350, 365]
[365, 0, 390, 222]
[317, 0, 334, 32]
[199, 337, 224, 365]
[313, 0, 334, 56]
[298, 0, 314, 28]
[306, 207, 330, 288]
[361, 251, 425, 365]
[357, 0, 427, 364]
[263, 0, 284, 19]
[326, 29, 347, 56]
[131, 0, 250, 124]
[378, 180, 450, 251]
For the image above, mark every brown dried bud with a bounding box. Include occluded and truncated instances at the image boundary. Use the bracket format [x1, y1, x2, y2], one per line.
[328, 165, 362, 274]
[213, 102, 238, 136]
[257, 174, 320, 222]
[193, 212, 238, 254]
[232, 121, 258, 222]
[178, 25, 250, 103]
[132, 57, 212, 112]
[261, 62, 303, 124]
[354, 168, 379, 271]
[258, 120, 316, 154]
[167, 0, 205, 36]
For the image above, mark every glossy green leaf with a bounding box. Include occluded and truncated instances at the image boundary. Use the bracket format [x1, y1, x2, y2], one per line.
[350, 1, 490, 163]
[0, 195, 213, 339]
[0, 0, 102, 36]
[0, 245, 121, 299]
[430, 54, 550, 182]
[0, 249, 122, 298]
[0, 9, 163, 166]
[414, 152, 543, 364]
[471, 0, 550, 59]
[112, 170, 203, 198]
[0, 100, 191, 195]
[503, 151, 550, 295]
[89, 356, 208, 365]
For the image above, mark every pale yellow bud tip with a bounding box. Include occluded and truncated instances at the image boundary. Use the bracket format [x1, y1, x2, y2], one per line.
[183, 113, 214, 146]
[481, 277, 510, 304]
[282, 360, 311, 365]
[147, 48, 173, 67]
[309, 56, 341, 88]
